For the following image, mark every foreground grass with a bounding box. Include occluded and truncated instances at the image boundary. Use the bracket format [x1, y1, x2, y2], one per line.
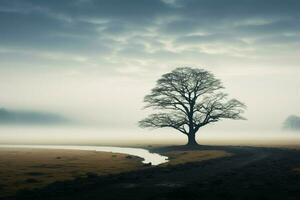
[0, 148, 143, 197]
[0, 148, 231, 197]
[163, 150, 232, 166]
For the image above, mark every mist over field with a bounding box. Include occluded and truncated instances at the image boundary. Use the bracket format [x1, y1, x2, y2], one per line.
[0, 125, 299, 147]
[0, 0, 299, 146]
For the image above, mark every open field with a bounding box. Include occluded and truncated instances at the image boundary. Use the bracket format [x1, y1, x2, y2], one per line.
[0, 148, 143, 197]
[0, 148, 230, 198]
[4, 145, 300, 200]
[3, 145, 300, 200]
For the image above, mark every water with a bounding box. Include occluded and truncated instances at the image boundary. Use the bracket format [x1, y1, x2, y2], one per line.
[0, 144, 168, 165]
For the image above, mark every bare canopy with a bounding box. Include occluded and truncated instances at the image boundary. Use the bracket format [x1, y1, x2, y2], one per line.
[139, 67, 246, 146]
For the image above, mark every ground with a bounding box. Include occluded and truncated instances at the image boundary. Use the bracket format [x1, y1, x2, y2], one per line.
[163, 150, 231, 166]
[2, 145, 300, 200]
[0, 147, 229, 198]
[0, 148, 143, 197]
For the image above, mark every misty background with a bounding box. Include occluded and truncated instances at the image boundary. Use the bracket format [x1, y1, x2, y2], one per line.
[0, 0, 299, 146]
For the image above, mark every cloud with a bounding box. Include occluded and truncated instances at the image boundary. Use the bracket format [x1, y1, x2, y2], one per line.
[0, 108, 71, 125]
[0, 0, 300, 75]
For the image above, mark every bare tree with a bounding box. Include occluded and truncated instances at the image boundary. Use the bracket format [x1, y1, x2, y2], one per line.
[139, 67, 246, 146]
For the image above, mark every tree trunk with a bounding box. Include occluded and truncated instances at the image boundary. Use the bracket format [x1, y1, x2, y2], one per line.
[187, 132, 198, 146]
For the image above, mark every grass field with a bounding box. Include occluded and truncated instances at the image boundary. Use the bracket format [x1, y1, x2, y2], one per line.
[0, 148, 144, 197]
[0, 148, 230, 197]
[164, 150, 232, 166]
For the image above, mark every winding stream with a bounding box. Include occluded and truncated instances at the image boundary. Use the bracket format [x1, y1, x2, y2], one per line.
[0, 144, 168, 165]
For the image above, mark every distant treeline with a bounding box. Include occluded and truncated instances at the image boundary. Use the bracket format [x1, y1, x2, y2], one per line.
[283, 115, 300, 130]
[0, 108, 70, 125]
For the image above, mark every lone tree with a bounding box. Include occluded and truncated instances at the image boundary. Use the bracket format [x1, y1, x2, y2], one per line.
[139, 67, 246, 146]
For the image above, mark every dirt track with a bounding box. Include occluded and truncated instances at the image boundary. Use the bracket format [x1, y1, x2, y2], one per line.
[6, 145, 300, 200]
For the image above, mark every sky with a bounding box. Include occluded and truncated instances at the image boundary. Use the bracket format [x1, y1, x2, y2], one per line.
[0, 0, 299, 145]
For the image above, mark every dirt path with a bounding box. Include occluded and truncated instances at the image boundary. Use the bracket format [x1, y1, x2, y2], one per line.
[6, 146, 300, 200]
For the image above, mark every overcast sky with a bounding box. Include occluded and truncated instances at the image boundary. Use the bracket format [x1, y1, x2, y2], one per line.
[0, 0, 300, 144]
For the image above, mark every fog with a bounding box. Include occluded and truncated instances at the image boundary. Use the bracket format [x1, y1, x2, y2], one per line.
[1, 125, 300, 147]
[0, 0, 300, 146]
[0, 67, 299, 146]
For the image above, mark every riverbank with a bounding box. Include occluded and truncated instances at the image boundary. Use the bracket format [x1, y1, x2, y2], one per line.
[0, 147, 230, 198]
[4, 145, 300, 200]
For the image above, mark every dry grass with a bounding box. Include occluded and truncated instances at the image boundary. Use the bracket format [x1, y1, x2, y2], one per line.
[0, 148, 232, 197]
[163, 150, 232, 166]
[0, 148, 143, 197]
